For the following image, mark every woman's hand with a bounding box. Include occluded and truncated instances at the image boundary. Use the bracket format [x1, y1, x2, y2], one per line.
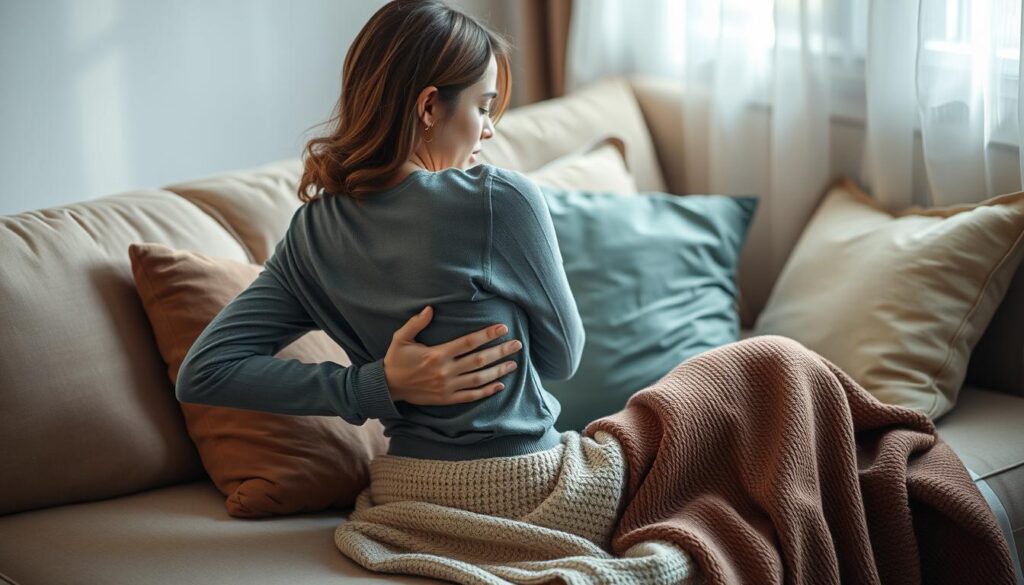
[383, 305, 523, 406]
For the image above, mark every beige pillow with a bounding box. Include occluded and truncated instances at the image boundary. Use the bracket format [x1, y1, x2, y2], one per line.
[753, 178, 1024, 420]
[128, 242, 389, 517]
[527, 135, 638, 194]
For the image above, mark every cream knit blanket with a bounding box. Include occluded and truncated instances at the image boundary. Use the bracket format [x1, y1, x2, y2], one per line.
[334, 429, 698, 584]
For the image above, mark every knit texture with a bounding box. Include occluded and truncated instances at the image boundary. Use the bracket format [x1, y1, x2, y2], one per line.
[585, 334, 1016, 585]
[334, 429, 698, 584]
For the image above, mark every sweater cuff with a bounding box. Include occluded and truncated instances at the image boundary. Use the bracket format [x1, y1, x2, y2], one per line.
[354, 359, 402, 420]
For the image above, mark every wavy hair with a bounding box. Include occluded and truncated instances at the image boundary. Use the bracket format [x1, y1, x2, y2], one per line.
[296, 0, 513, 203]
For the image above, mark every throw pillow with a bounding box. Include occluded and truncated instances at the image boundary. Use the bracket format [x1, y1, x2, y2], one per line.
[528, 135, 639, 194]
[128, 242, 389, 517]
[537, 187, 758, 431]
[752, 178, 1024, 420]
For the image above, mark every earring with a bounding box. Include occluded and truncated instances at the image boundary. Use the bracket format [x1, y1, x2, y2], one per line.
[423, 123, 434, 143]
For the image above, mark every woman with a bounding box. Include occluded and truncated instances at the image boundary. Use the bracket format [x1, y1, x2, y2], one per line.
[175, 1, 681, 582]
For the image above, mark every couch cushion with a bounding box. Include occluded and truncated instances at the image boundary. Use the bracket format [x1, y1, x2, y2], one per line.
[936, 385, 1024, 562]
[752, 179, 1024, 421]
[163, 157, 305, 264]
[0, 479, 434, 585]
[541, 191, 756, 432]
[0, 191, 250, 516]
[627, 75, 689, 197]
[527, 135, 638, 194]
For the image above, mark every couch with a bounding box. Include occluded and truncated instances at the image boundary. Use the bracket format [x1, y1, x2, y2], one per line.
[1, 74, 1021, 584]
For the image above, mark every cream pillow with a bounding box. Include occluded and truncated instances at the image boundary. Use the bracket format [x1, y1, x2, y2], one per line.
[527, 135, 638, 194]
[753, 179, 1024, 420]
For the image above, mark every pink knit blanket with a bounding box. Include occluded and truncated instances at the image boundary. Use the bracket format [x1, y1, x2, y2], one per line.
[585, 334, 1016, 584]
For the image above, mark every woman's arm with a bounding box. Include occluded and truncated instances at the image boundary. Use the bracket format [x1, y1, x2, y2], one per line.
[175, 260, 400, 426]
[176, 204, 524, 421]
[486, 168, 586, 381]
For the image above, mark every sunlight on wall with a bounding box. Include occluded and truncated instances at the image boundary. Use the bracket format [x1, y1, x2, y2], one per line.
[72, 0, 131, 200]
[0, 0, 392, 215]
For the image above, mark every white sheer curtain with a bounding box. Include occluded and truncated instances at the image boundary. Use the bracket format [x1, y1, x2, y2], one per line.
[566, 0, 1024, 315]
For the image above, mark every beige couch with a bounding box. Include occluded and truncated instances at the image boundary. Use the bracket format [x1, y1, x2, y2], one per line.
[1, 75, 1021, 584]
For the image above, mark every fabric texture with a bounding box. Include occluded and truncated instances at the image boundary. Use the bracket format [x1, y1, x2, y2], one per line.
[334, 429, 698, 584]
[0, 191, 253, 518]
[539, 188, 758, 431]
[753, 178, 1024, 421]
[175, 163, 584, 462]
[128, 242, 389, 517]
[162, 158, 304, 264]
[582, 334, 1016, 585]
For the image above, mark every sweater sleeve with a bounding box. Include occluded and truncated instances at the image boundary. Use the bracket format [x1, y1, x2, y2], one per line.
[485, 168, 586, 381]
[175, 210, 401, 425]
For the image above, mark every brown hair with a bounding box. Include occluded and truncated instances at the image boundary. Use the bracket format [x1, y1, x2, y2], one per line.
[296, 0, 513, 203]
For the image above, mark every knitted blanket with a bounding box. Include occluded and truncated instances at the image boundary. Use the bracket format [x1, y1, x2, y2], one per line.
[335, 428, 699, 584]
[336, 334, 1016, 584]
[584, 334, 1016, 584]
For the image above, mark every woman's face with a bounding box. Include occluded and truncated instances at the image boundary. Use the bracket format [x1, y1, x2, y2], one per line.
[413, 54, 497, 171]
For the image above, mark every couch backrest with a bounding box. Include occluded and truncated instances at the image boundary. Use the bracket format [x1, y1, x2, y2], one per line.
[163, 158, 306, 264]
[0, 191, 251, 515]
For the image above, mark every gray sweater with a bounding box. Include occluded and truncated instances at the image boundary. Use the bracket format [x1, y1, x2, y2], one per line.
[176, 163, 585, 461]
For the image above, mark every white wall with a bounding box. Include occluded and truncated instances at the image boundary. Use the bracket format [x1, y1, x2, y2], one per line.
[0, 0, 513, 216]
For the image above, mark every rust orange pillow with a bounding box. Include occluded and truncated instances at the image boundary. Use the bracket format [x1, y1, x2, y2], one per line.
[128, 242, 389, 518]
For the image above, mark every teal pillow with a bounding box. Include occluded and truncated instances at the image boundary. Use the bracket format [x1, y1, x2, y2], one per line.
[539, 187, 758, 431]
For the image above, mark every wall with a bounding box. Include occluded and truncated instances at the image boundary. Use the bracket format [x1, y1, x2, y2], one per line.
[0, 0, 514, 215]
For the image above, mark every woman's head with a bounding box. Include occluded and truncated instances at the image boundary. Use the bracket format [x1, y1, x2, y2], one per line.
[297, 0, 513, 203]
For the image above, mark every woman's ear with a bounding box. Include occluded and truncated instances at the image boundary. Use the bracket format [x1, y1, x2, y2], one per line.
[417, 86, 440, 127]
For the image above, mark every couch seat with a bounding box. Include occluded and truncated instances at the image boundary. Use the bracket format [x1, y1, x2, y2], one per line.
[935, 385, 1024, 562]
[0, 480, 441, 585]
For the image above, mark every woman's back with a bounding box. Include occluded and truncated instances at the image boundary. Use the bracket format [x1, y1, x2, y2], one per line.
[177, 162, 586, 461]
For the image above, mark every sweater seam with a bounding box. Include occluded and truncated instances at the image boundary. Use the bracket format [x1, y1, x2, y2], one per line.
[488, 170, 576, 378]
[484, 167, 495, 291]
